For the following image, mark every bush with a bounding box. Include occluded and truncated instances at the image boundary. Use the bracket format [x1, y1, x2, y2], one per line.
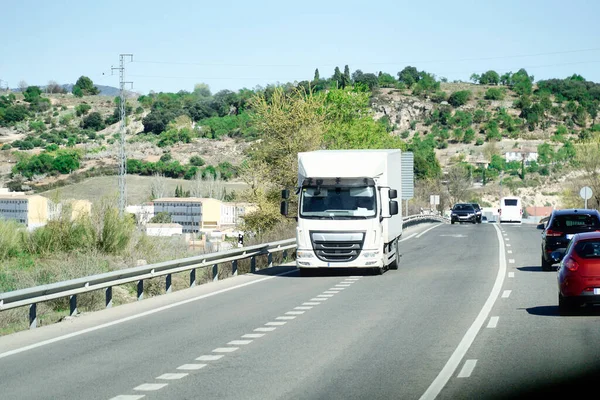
[475, 138, 484, 146]
[75, 103, 92, 117]
[82, 112, 105, 131]
[484, 88, 504, 100]
[448, 90, 471, 107]
[189, 155, 205, 166]
[1, 143, 11, 150]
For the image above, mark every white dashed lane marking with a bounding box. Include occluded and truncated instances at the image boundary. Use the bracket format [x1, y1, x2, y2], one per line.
[254, 327, 276, 332]
[177, 364, 207, 370]
[110, 396, 145, 400]
[457, 360, 477, 378]
[157, 373, 188, 380]
[265, 321, 287, 326]
[303, 302, 321, 305]
[329, 287, 345, 290]
[310, 298, 328, 301]
[324, 291, 340, 294]
[501, 290, 512, 298]
[276, 316, 296, 320]
[242, 333, 265, 339]
[486, 316, 499, 328]
[509, 259, 515, 264]
[286, 311, 306, 315]
[228, 340, 253, 345]
[213, 347, 239, 353]
[196, 355, 224, 361]
[317, 294, 334, 298]
[295, 306, 313, 310]
[508, 272, 515, 278]
[506, 244, 511, 247]
[134, 383, 168, 391]
[507, 250, 513, 254]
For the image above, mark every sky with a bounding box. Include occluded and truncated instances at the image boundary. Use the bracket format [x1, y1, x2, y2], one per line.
[2, 0, 600, 95]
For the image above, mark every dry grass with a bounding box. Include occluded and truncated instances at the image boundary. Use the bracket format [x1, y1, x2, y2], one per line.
[38, 175, 249, 205]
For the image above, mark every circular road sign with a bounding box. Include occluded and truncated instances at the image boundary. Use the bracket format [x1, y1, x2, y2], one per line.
[580, 186, 593, 200]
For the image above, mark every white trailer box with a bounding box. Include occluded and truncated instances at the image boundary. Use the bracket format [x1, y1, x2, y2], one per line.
[292, 149, 405, 274]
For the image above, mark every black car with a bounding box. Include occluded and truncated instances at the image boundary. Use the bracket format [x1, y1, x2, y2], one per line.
[539, 209, 600, 271]
[451, 203, 477, 224]
[471, 203, 482, 223]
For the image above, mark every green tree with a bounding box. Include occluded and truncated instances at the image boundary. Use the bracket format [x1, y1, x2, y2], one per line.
[470, 73, 481, 84]
[332, 67, 343, 88]
[343, 65, 351, 87]
[484, 88, 504, 100]
[398, 66, 420, 86]
[378, 73, 397, 88]
[479, 70, 500, 85]
[150, 211, 172, 223]
[313, 68, 320, 82]
[23, 86, 42, 103]
[73, 76, 100, 96]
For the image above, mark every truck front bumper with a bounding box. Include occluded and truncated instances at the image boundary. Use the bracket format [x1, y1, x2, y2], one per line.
[296, 249, 383, 269]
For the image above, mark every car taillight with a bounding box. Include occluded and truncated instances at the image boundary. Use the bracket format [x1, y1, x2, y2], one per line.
[545, 229, 563, 237]
[565, 257, 579, 272]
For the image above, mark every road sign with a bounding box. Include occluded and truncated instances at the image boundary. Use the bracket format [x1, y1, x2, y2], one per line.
[580, 186, 593, 209]
[430, 195, 440, 205]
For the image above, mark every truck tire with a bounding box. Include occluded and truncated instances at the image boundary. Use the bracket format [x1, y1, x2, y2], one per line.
[388, 241, 400, 270]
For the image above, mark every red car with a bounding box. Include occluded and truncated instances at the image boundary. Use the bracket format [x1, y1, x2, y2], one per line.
[556, 232, 600, 314]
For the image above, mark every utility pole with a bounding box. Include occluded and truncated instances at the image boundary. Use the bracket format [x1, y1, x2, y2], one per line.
[111, 54, 134, 215]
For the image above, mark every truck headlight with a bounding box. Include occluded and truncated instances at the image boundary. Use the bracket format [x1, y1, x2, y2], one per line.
[296, 250, 314, 259]
[362, 251, 380, 258]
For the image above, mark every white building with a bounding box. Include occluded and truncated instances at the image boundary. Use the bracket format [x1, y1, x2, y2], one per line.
[144, 223, 183, 237]
[505, 151, 538, 165]
[126, 204, 155, 225]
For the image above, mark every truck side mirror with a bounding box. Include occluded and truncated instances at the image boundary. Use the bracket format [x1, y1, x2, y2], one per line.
[389, 200, 399, 216]
[280, 201, 288, 216]
[281, 189, 290, 200]
[389, 189, 397, 199]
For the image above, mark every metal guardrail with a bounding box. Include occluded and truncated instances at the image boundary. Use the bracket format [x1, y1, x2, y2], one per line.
[0, 215, 446, 329]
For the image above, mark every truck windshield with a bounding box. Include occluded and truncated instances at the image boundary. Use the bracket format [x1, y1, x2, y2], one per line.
[300, 186, 376, 218]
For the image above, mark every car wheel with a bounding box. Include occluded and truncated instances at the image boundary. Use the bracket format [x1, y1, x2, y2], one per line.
[541, 255, 552, 271]
[558, 293, 576, 316]
[472, 219, 476, 224]
[451, 220, 455, 225]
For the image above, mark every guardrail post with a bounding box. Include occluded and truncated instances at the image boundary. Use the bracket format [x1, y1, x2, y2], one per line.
[251, 256, 256, 273]
[166, 273, 172, 293]
[190, 268, 196, 287]
[212, 264, 218, 282]
[105, 287, 113, 308]
[232, 260, 238, 276]
[137, 280, 144, 301]
[29, 303, 37, 329]
[268, 253, 273, 269]
[69, 295, 77, 316]
[283, 250, 288, 260]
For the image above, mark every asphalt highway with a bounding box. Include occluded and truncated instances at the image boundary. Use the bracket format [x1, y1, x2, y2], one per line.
[1, 222, 599, 399]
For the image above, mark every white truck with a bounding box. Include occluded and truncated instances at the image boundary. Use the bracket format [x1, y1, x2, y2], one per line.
[281, 149, 405, 275]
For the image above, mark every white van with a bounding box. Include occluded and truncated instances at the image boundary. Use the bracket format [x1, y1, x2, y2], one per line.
[499, 197, 522, 223]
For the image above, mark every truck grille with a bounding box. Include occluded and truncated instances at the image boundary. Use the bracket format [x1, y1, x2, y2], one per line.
[310, 231, 365, 263]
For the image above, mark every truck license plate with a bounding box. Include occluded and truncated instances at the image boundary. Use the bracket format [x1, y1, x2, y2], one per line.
[594, 288, 600, 295]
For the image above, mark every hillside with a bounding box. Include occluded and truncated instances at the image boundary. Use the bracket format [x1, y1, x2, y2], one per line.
[1, 69, 599, 211]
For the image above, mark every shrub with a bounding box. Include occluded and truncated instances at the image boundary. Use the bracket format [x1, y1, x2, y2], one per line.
[448, 90, 471, 107]
[82, 112, 105, 131]
[189, 155, 205, 166]
[484, 88, 504, 100]
[75, 103, 92, 117]
[475, 138, 484, 146]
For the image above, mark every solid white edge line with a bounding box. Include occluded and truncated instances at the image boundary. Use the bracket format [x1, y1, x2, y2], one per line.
[419, 223, 506, 400]
[399, 232, 418, 242]
[415, 223, 443, 239]
[457, 359, 478, 378]
[0, 269, 299, 360]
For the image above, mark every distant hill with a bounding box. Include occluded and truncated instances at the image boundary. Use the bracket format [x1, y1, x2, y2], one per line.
[10, 84, 123, 97]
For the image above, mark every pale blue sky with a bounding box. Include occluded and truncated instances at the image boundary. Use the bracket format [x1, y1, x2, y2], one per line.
[2, 0, 600, 94]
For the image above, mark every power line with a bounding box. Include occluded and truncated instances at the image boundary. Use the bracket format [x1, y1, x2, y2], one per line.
[131, 47, 600, 68]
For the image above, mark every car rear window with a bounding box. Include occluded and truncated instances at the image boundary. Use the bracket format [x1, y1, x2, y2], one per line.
[504, 199, 518, 206]
[551, 214, 600, 230]
[453, 204, 474, 211]
[574, 240, 600, 258]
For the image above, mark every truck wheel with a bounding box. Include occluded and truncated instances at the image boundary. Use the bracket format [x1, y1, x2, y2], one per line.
[389, 241, 400, 270]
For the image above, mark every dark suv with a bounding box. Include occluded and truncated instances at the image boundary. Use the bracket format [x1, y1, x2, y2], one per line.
[540, 209, 600, 271]
[471, 203, 482, 223]
[451, 203, 477, 224]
